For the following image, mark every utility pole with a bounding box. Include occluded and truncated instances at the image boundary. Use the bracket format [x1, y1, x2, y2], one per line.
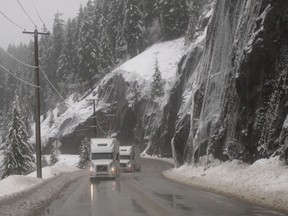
[86, 99, 97, 137]
[23, 28, 50, 178]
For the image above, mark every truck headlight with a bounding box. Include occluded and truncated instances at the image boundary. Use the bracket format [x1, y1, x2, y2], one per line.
[110, 166, 116, 173]
[90, 167, 94, 174]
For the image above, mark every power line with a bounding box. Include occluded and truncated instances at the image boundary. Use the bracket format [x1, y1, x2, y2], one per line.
[3, 49, 37, 69]
[0, 63, 39, 88]
[40, 69, 67, 104]
[30, 0, 46, 29]
[0, 9, 26, 30]
[16, 0, 37, 27]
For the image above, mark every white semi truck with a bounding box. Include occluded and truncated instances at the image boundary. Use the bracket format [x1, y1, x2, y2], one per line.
[90, 138, 120, 179]
[119, 145, 141, 172]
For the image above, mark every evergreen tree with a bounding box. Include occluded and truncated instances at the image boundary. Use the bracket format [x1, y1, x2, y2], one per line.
[159, 0, 189, 38]
[41, 155, 49, 167]
[49, 110, 55, 128]
[78, 0, 100, 91]
[141, 0, 158, 27]
[39, 14, 64, 110]
[98, 15, 114, 73]
[123, 0, 146, 57]
[107, 0, 125, 54]
[185, 0, 204, 43]
[39, 33, 56, 111]
[115, 21, 127, 63]
[52, 13, 65, 85]
[57, 18, 76, 96]
[151, 58, 164, 99]
[77, 137, 90, 169]
[50, 147, 59, 166]
[1, 93, 34, 179]
[70, 7, 84, 93]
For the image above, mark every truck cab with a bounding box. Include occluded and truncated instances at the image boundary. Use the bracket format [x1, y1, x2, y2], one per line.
[119, 145, 141, 172]
[90, 138, 120, 179]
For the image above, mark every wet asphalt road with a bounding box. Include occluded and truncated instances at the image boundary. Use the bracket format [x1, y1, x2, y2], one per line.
[41, 158, 286, 216]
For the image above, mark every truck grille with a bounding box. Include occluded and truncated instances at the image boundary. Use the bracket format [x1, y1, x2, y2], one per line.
[120, 163, 126, 167]
[96, 165, 108, 172]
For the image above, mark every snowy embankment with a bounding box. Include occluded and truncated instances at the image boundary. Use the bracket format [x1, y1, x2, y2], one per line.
[162, 156, 288, 213]
[0, 155, 83, 216]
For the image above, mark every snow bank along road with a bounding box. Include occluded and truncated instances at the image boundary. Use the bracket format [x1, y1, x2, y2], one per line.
[0, 170, 85, 216]
[163, 157, 288, 214]
[1, 159, 285, 216]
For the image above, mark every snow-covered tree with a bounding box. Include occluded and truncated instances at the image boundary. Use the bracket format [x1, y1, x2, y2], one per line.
[123, 0, 146, 57]
[49, 110, 55, 128]
[115, 21, 127, 62]
[151, 58, 164, 99]
[185, 0, 205, 43]
[1, 93, 34, 179]
[41, 155, 49, 168]
[159, 0, 189, 38]
[77, 137, 90, 169]
[50, 148, 59, 166]
[78, 0, 100, 91]
[53, 13, 65, 84]
[98, 15, 114, 73]
[107, 0, 125, 49]
[57, 18, 77, 96]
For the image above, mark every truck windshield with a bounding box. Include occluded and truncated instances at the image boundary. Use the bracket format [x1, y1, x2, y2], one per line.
[120, 155, 130, 160]
[91, 153, 113, 160]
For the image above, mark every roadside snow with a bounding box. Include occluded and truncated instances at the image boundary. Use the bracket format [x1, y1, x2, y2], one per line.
[0, 155, 82, 216]
[163, 156, 288, 213]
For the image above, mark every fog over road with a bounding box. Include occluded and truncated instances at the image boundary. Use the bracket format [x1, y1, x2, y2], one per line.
[41, 159, 286, 216]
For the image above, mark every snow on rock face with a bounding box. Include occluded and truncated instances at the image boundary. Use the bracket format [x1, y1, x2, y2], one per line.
[119, 38, 186, 81]
[159, 0, 288, 165]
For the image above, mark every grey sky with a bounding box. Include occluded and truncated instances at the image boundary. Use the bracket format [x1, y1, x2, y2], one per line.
[0, 0, 89, 50]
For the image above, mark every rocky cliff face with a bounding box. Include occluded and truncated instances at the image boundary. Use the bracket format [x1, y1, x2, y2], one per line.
[50, 0, 288, 166]
[158, 0, 288, 165]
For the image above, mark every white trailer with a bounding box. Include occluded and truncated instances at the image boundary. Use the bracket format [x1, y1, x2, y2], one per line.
[119, 145, 141, 172]
[90, 138, 120, 179]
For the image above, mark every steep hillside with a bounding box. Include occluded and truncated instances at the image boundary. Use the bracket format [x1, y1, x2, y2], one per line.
[36, 0, 288, 167]
[34, 38, 187, 154]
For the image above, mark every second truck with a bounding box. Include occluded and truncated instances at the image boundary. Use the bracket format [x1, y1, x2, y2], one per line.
[119, 145, 141, 172]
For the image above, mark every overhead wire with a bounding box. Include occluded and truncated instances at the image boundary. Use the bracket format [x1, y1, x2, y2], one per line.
[3, 49, 37, 69]
[16, 0, 37, 27]
[29, 0, 46, 29]
[95, 115, 110, 135]
[2, 43, 70, 107]
[40, 69, 67, 104]
[0, 9, 26, 30]
[0, 63, 39, 88]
